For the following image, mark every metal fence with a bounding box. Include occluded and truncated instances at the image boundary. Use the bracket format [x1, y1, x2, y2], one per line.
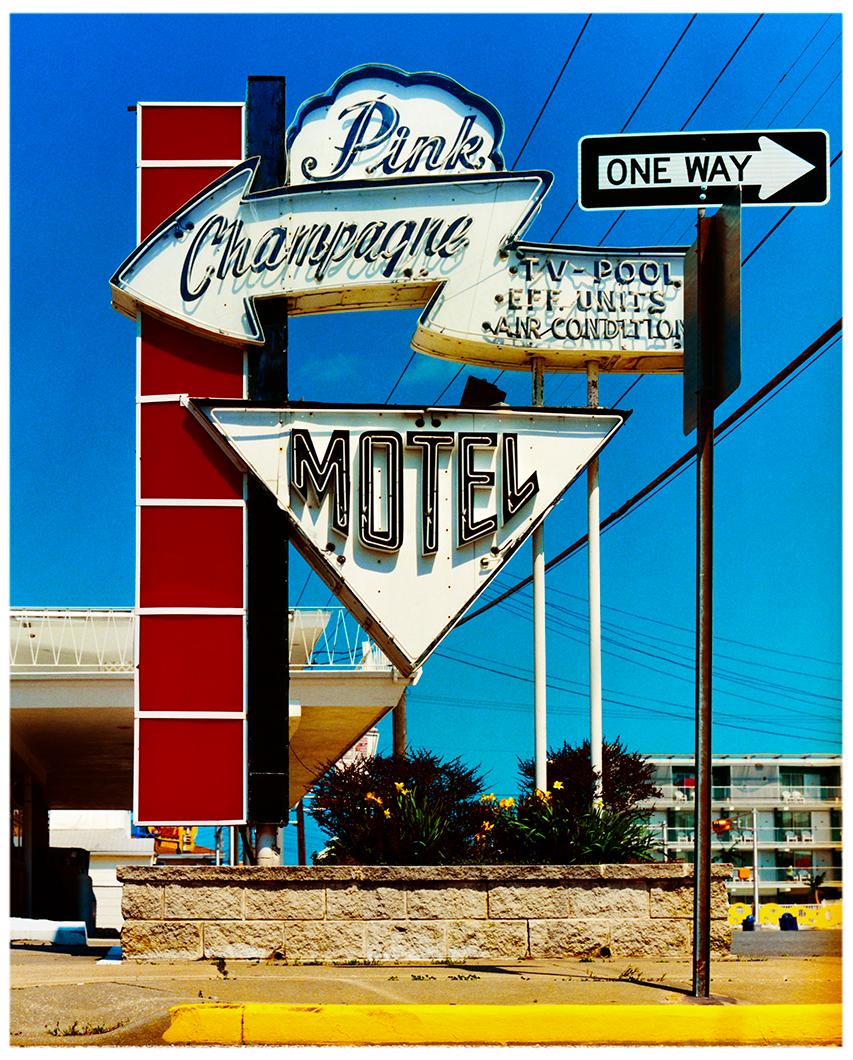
[648, 783, 842, 804]
[10, 609, 135, 672]
[288, 607, 391, 671]
[10, 606, 389, 674]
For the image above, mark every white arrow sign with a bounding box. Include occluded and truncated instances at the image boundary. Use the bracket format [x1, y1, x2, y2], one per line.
[598, 136, 815, 200]
[189, 401, 626, 676]
[111, 159, 685, 374]
[112, 160, 546, 345]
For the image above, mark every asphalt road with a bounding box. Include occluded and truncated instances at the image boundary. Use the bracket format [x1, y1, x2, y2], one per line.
[731, 928, 841, 958]
[10, 932, 842, 1046]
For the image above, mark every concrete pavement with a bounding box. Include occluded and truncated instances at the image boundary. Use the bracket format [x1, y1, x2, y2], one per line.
[9, 936, 842, 1046]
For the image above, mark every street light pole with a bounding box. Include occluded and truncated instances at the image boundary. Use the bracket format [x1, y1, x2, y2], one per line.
[752, 806, 760, 922]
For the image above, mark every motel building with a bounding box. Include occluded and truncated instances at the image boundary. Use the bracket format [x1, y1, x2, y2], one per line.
[10, 606, 408, 931]
[639, 754, 843, 906]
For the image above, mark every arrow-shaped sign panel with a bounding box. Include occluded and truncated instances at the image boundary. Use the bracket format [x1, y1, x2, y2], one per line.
[579, 130, 829, 210]
[112, 160, 549, 348]
[189, 401, 626, 676]
[111, 158, 686, 373]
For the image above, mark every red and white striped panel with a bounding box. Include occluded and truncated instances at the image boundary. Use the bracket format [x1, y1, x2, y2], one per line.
[134, 102, 248, 825]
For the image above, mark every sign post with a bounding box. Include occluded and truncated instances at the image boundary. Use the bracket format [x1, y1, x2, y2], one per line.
[531, 360, 547, 792]
[586, 361, 603, 809]
[685, 191, 741, 996]
[245, 76, 290, 864]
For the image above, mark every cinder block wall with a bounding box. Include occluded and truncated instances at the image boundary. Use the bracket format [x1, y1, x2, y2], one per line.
[117, 864, 731, 962]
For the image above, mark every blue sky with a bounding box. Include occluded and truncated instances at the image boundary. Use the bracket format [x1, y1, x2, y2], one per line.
[10, 11, 843, 860]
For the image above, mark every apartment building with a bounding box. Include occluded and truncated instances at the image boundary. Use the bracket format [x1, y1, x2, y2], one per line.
[640, 754, 842, 904]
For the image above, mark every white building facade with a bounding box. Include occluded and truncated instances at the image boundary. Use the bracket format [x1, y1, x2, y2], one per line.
[640, 754, 842, 905]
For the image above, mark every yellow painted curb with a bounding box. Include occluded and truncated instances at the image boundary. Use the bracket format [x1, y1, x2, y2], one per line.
[164, 1002, 842, 1046]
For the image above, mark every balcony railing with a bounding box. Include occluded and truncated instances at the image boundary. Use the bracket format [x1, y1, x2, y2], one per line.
[288, 607, 392, 671]
[657, 826, 842, 846]
[726, 867, 843, 886]
[10, 609, 135, 672]
[11, 607, 391, 675]
[647, 783, 842, 805]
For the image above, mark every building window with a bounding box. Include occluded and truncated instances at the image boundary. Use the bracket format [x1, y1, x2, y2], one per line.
[775, 809, 812, 844]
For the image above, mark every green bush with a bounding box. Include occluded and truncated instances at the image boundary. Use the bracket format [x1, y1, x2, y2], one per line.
[473, 790, 657, 865]
[309, 749, 486, 864]
[309, 741, 659, 866]
[518, 737, 661, 812]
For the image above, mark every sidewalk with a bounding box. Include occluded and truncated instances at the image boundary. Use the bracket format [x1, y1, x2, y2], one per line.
[10, 939, 842, 1046]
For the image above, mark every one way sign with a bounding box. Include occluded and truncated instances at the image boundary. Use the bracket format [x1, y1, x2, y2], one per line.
[579, 130, 828, 210]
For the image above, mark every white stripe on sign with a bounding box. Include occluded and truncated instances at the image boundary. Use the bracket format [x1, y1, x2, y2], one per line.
[598, 137, 814, 201]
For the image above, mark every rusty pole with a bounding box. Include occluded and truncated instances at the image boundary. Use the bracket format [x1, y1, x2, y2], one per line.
[692, 207, 713, 998]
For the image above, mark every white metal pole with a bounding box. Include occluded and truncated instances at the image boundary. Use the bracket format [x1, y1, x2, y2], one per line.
[587, 362, 604, 809]
[532, 358, 548, 792]
[752, 806, 760, 922]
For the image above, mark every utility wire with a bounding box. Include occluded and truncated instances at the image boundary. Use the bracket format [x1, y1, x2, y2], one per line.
[744, 14, 832, 126]
[595, 14, 764, 246]
[545, 584, 841, 667]
[766, 30, 841, 125]
[510, 15, 592, 169]
[550, 12, 698, 241]
[458, 318, 842, 625]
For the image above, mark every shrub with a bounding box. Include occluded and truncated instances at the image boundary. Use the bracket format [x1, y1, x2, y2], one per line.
[309, 749, 486, 865]
[473, 789, 657, 865]
[518, 737, 661, 813]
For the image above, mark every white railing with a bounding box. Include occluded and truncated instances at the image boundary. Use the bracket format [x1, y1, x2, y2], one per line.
[11, 607, 391, 675]
[289, 607, 392, 672]
[647, 783, 842, 804]
[10, 609, 135, 672]
[659, 826, 842, 846]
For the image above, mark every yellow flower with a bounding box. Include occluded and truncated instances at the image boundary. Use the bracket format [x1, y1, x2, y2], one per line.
[394, 782, 404, 792]
[534, 788, 552, 802]
[480, 820, 494, 832]
[365, 791, 383, 805]
[384, 808, 391, 818]
[553, 781, 564, 791]
[499, 797, 515, 809]
[480, 793, 496, 803]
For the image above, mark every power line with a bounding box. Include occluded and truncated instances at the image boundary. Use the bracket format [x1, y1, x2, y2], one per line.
[797, 69, 841, 125]
[510, 15, 592, 169]
[595, 14, 765, 246]
[458, 319, 842, 625]
[550, 12, 697, 242]
[766, 30, 841, 125]
[744, 14, 833, 126]
[433, 649, 839, 743]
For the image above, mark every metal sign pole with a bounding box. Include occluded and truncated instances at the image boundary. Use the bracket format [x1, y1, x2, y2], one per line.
[246, 76, 290, 863]
[586, 361, 604, 809]
[752, 806, 760, 922]
[692, 206, 713, 997]
[531, 358, 548, 791]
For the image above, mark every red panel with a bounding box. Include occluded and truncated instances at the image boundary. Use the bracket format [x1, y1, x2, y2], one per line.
[138, 615, 244, 712]
[141, 105, 243, 162]
[141, 402, 243, 500]
[137, 718, 244, 822]
[140, 166, 230, 238]
[140, 315, 244, 398]
[140, 506, 244, 608]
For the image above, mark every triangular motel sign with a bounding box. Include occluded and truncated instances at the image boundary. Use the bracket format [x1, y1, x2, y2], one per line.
[192, 401, 626, 676]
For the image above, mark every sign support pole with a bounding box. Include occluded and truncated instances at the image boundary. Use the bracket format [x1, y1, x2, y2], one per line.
[531, 358, 547, 791]
[393, 691, 407, 759]
[692, 207, 713, 997]
[245, 76, 290, 863]
[752, 806, 760, 922]
[586, 361, 604, 809]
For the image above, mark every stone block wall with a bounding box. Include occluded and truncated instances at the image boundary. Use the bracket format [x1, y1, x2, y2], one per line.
[117, 863, 731, 962]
